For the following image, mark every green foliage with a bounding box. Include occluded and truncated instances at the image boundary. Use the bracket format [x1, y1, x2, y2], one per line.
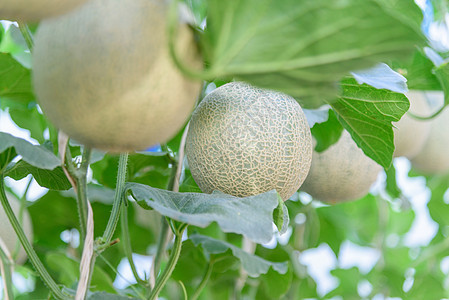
[1, 1, 449, 299]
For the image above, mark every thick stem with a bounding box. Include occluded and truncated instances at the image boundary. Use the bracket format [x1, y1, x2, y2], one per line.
[121, 203, 146, 285]
[0, 176, 66, 300]
[75, 147, 92, 243]
[149, 225, 187, 300]
[191, 261, 214, 300]
[102, 153, 129, 245]
[17, 21, 34, 51]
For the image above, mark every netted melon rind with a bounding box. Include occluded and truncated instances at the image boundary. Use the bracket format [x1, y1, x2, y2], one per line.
[301, 130, 382, 204]
[186, 82, 313, 201]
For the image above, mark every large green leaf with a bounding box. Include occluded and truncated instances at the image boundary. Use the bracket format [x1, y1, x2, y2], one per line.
[201, 0, 424, 107]
[0, 132, 60, 170]
[190, 234, 288, 276]
[5, 160, 71, 190]
[310, 109, 343, 152]
[127, 183, 279, 243]
[0, 53, 33, 103]
[331, 77, 410, 169]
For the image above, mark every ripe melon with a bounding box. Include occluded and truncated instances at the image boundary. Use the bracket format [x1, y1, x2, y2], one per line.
[301, 130, 382, 204]
[0, 0, 88, 21]
[393, 90, 432, 158]
[411, 91, 449, 174]
[185, 82, 313, 201]
[32, 0, 201, 152]
[0, 192, 33, 264]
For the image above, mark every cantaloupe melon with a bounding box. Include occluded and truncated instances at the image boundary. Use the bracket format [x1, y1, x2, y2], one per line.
[0, 192, 33, 264]
[301, 130, 382, 204]
[185, 82, 313, 201]
[393, 90, 432, 158]
[0, 0, 88, 22]
[411, 91, 449, 174]
[32, 0, 201, 152]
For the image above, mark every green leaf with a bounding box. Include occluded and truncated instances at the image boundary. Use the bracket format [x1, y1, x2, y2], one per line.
[46, 252, 115, 293]
[202, 0, 424, 107]
[127, 183, 278, 243]
[87, 292, 138, 300]
[434, 60, 449, 108]
[310, 109, 343, 152]
[0, 53, 33, 103]
[259, 266, 293, 299]
[331, 77, 410, 169]
[385, 164, 401, 199]
[0, 132, 60, 170]
[400, 49, 441, 90]
[190, 234, 288, 276]
[5, 160, 71, 190]
[273, 196, 289, 235]
[326, 267, 362, 299]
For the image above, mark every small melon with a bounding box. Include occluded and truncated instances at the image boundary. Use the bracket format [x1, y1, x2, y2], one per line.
[411, 91, 449, 174]
[0, 0, 88, 21]
[0, 192, 33, 264]
[301, 130, 382, 204]
[185, 82, 313, 201]
[393, 90, 432, 158]
[32, 0, 201, 152]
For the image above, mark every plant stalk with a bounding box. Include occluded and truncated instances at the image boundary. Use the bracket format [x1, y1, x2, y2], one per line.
[0, 176, 66, 300]
[121, 203, 146, 285]
[149, 224, 187, 300]
[191, 261, 214, 300]
[101, 152, 129, 245]
[75, 147, 92, 244]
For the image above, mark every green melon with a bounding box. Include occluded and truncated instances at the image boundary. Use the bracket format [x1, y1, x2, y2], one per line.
[0, 0, 88, 21]
[0, 192, 33, 264]
[301, 130, 382, 204]
[411, 91, 449, 174]
[393, 90, 432, 158]
[32, 0, 201, 152]
[185, 82, 313, 201]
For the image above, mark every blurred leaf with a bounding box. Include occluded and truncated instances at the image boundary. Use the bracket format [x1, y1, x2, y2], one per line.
[326, 267, 362, 299]
[406, 273, 446, 300]
[5, 160, 71, 190]
[387, 205, 415, 236]
[0, 132, 60, 170]
[332, 78, 410, 168]
[128, 183, 278, 243]
[317, 195, 379, 254]
[434, 60, 449, 108]
[202, 0, 424, 107]
[7, 107, 49, 143]
[190, 234, 288, 276]
[310, 109, 343, 152]
[351, 63, 407, 93]
[0, 53, 33, 103]
[87, 292, 138, 300]
[259, 266, 293, 299]
[427, 174, 449, 226]
[400, 49, 442, 90]
[46, 252, 115, 293]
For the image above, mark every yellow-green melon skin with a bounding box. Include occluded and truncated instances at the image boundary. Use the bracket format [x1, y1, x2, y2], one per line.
[32, 0, 201, 152]
[185, 82, 313, 201]
[393, 90, 432, 158]
[0, 193, 33, 264]
[0, 0, 88, 21]
[301, 130, 382, 204]
[411, 92, 449, 174]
